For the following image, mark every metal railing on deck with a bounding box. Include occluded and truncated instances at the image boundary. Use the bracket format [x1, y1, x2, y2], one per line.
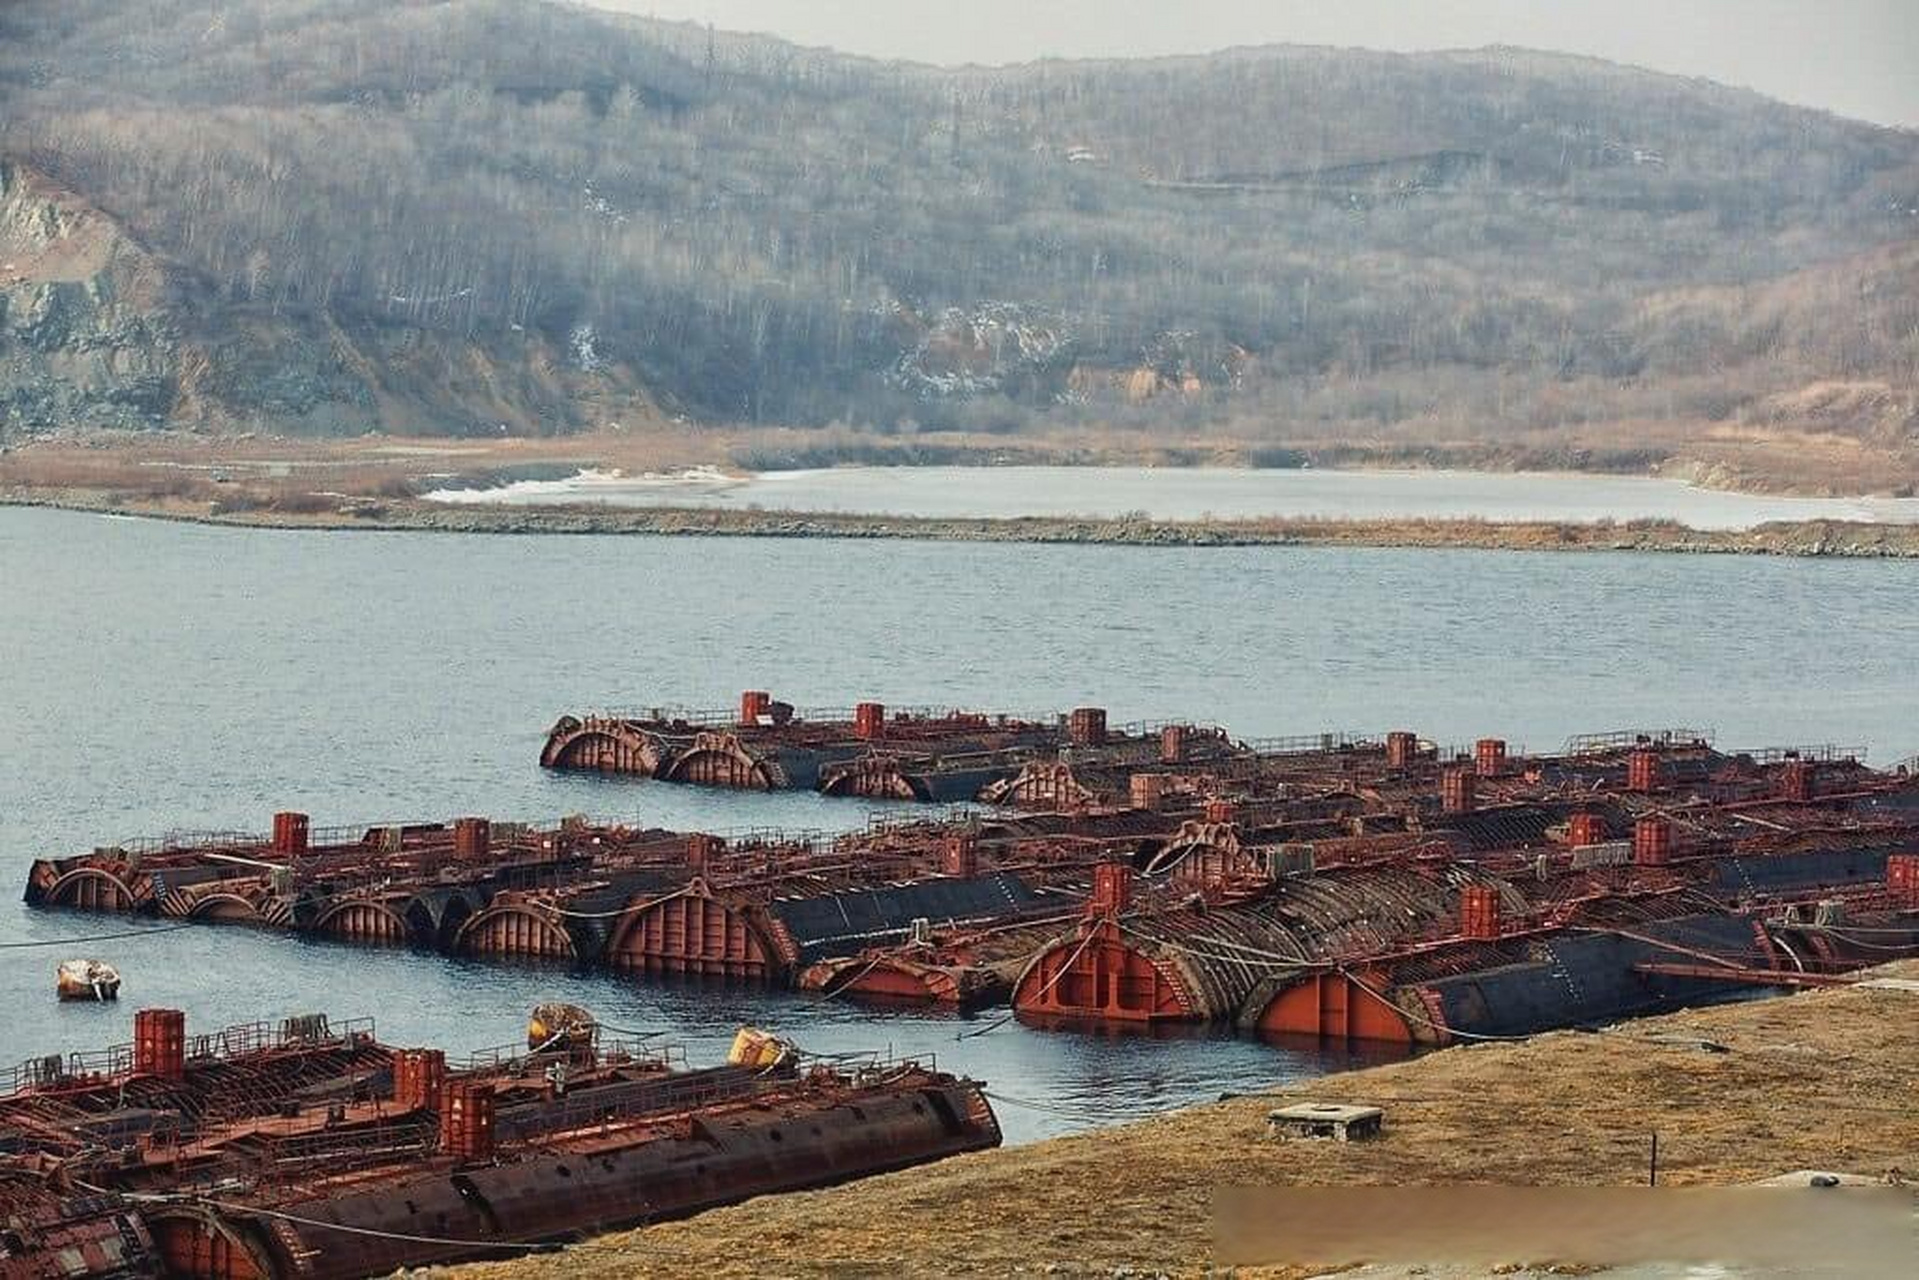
[120, 829, 265, 855]
[188, 1015, 376, 1062]
[255, 1116, 438, 1168]
[1728, 744, 1866, 765]
[1241, 730, 1376, 757]
[800, 1046, 938, 1078]
[595, 703, 1068, 729]
[5, 1043, 135, 1094]
[457, 1037, 682, 1075]
[498, 1065, 775, 1144]
[1563, 728, 1715, 755]
[4, 1015, 373, 1097]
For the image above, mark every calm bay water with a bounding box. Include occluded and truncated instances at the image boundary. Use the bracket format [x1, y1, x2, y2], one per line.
[3, 506, 1917, 1140]
[425, 465, 1919, 530]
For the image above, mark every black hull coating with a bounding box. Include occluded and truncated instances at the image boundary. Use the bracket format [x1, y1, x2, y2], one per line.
[189, 1080, 998, 1279]
[1423, 913, 1767, 1039]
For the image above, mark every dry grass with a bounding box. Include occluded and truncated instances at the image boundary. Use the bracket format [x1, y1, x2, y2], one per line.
[448, 965, 1919, 1279]
[6, 418, 1919, 509]
[0, 431, 706, 510]
[7, 430, 1919, 555]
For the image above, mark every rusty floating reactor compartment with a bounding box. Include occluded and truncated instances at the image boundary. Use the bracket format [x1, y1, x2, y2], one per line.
[1008, 733, 1919, 1044]
[539, 692, 1243, 804]
[23, 712, 1919, 1045]
[0, 1008, 999, 1280]
[22, 810, 1118, 996]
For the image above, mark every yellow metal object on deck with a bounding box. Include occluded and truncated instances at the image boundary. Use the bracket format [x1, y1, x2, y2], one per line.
[528, 1001, 595, 1052]
[727, 1026, 795, 1069]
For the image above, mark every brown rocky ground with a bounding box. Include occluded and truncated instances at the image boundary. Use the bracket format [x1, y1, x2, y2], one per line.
[446, 965, 1919, 1279]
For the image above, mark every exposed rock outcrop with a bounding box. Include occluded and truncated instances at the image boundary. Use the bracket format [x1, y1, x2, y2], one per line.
[0, 162, 182, 433]
[0, 161, 662, 440]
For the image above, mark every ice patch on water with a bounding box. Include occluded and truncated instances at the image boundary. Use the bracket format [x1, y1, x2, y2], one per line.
[423, 465, 738, 505]
[420, 464, 1919, 529]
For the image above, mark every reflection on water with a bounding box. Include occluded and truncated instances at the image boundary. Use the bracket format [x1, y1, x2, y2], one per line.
[424, 465, 1919, 530]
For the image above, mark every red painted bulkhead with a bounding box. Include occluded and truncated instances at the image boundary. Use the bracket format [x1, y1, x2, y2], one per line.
[1012, 921, 1196, 1022]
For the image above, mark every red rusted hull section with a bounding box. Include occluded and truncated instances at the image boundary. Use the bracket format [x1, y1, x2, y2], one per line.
[1250, 971, 1416, 1047]
[23, 812, 1115, 988]
[541, 696, 1230, 805]
[25, 712, 1919, 1045]
[980, 723, 1919, 1039]
[1, 1009, 998, 1280]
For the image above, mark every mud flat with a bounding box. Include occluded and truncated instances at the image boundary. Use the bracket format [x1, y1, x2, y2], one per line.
[449, 962, 1919, 1278]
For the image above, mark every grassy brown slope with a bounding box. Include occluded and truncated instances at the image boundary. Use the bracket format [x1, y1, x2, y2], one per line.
[448, 966, 1919, 1278]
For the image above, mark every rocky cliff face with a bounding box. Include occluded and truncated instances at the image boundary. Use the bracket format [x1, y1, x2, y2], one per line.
[0, 162, 184, 434]
[0, 162, 661, 440]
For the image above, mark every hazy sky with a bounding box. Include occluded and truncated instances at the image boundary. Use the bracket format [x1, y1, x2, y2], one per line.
[586, 1, 1919, 127]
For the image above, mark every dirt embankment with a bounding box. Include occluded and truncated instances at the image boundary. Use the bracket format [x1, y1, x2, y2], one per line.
[447, 966, 1919, 1279]
[10, 485, 1919, 560]
[6, 433, 1919, 557]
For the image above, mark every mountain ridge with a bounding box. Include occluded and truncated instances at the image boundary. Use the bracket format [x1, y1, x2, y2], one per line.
[1, 0, 1914, 463]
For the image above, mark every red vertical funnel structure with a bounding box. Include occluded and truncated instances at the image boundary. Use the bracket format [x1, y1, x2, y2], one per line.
[1442, 767, 1476, 814]
[1634, 817, 1673, 867]
[1089, 862, 1133, 917]
[1475, 738, 1508, 777]
[133, 1008, 186, 1080]
[391, 1049, 447, 1113]
[1385, 731, 1418, 771]
[686, 832, 724, 872]
[739, 690, 772, 725]
[1627, 749, 1661, 793]
[438, 1080, 496, 1161]
[1159, 725, 1187, 764]
[271, 811, 309, 857]
[1566, 812, 1607, 847]
[1886, 853, 1919, 907]
[941, 833, 980, 878]
[1130, 773, 1166, 811]
[1068, 707, 1108, 746]
[1459, 885, 1502, 940]
[453, 817, 490, 860]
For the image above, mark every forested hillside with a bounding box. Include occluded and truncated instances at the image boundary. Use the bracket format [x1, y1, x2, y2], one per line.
[2, 0, 1915, 449]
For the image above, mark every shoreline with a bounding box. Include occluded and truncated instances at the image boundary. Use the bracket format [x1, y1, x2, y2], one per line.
[447, 963, 1919, 1278]
[8, 489, 1919, 557]
[424, 456, 1919, 505]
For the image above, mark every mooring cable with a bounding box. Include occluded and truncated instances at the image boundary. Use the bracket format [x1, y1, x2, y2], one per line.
[587, 1021, 674, 1042]
[956, 923, 1102, 1040]
[100, 1187, 566, 1254]
[981, 1088, 1118, 1119]
[1, 922, 196, 949]
[805, 952, 889, 1002]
